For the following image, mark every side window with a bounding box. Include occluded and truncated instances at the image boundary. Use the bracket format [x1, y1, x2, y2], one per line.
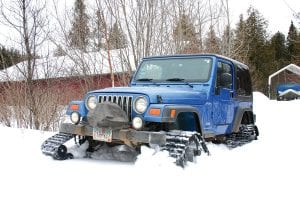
[244, 70, 252, 95]
[216, 62, 233, 92]
[236, 64, 252, 96]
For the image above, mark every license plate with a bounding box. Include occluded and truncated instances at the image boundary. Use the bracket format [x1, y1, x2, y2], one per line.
[93, 127, 112, 142]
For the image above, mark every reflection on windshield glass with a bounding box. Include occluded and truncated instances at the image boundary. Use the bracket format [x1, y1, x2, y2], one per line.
[135, 57, 212, 82]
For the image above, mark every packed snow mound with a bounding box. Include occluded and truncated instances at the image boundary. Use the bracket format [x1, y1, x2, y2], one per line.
[253, 91, 269, 102]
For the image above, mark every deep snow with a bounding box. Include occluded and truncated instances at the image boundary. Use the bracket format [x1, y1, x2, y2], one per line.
[0, 92, 300, 200]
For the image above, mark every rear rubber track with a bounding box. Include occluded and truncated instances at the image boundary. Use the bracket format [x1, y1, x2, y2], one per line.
[225, 124, 258, 148]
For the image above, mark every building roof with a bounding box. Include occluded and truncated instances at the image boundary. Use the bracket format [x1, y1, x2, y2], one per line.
[268, 64, 300, 85]
[0, 49, 136, 82]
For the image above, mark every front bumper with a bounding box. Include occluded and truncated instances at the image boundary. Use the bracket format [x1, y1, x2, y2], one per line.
[59, 123, 166, 147]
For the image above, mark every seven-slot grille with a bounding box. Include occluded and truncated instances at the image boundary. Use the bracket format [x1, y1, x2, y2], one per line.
[98, 95, 133, 121]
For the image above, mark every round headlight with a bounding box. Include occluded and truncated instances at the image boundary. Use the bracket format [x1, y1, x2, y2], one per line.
[70, 112, 80, 124]
[134, 96, 148, 114]
[86, 95, 97, 110]
[132, 117, 143, 130]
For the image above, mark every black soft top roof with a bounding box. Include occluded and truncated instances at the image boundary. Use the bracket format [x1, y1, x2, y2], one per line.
[143, 53, 249, 71]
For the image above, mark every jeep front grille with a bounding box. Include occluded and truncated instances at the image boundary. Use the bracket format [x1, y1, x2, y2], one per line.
[98, 95, 133, 121]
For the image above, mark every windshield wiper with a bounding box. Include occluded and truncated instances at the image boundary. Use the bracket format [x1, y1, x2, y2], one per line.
[165, 78, 185, 81]
[136, 78, 153, 81]
[165, 78, 193, 88]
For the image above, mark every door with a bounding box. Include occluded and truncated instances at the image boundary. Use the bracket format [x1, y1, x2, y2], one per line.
[213, 61, 235, 125]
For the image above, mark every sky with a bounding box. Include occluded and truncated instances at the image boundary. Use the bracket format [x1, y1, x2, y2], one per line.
[229, 0, 299, 35]
[0, 0, 299, 47]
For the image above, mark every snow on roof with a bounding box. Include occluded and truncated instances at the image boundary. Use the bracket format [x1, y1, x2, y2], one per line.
[268, 64, 300, 85]
[0, 49, 136, 82]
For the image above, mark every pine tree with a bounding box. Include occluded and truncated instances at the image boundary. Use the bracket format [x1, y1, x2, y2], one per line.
[92, 10, 106, 50]
[173, 13, 199, 53]
[108, 22, 127, 49]
[232, 7, 269, 91]
[173, 14, 197, 42]
[287, 21, 300, 64]
[68, 0, 90, 51]
[204, 25, 221, 54]
[233, 14, 248, 62]
[245, 7, 268, 69]
[0, 45, 23, 70]
[53, 45, 66, 57]
[221, 25, 234, 57]
[246, 7, 269, 91]
[269, 32, 287, 63]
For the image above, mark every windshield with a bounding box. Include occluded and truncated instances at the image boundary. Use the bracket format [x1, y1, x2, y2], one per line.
[134, 57, 212, 82]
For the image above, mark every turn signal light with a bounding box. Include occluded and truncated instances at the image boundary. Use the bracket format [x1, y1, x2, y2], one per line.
[149, 108, 161, 116]
[170, 109, 176, 118]
[70, 104, 79, 111]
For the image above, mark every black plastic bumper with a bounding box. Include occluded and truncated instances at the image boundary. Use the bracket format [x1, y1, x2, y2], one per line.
[59, 123, 166, 146]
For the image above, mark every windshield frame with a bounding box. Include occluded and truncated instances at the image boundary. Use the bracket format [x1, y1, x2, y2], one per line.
[133, 56, 213, 84]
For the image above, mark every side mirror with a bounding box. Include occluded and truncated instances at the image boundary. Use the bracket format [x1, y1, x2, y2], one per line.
[220, 73, 232, 88]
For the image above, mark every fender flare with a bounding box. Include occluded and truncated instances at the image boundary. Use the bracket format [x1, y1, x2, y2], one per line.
[232, 108, 254, 133]
[161, 105, 203, 134]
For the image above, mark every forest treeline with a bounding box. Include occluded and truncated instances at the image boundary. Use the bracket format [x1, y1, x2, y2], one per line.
[1, 0, 299, 91]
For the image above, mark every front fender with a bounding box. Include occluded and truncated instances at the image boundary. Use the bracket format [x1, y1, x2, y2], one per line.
[161, 105, 203, 134]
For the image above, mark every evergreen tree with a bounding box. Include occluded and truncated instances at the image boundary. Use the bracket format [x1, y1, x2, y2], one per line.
[245, 7, 268, 68]
[244, 7, 269, 91]
[0, 45, 23, 70]
[108, 22, 127, 49]
[173, 14, 197, 42]
[269, 32, 287, 64]
[53, 45, 66, 57]
[287, 21, 300, 64]
[173, 13, 199, 53]
[232, 7, 269, 91]
[221, 25, 234, 57]
[92, 9, 106, 50]
[68, 0, 89, 51]
[233, 15, 248, 62]
[204, 25, 221, 54]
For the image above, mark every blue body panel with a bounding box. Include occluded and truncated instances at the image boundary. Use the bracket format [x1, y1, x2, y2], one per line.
[66, 54, 253, 136]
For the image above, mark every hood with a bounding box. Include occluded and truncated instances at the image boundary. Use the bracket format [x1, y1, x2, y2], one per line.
[89, 86, 208, 105]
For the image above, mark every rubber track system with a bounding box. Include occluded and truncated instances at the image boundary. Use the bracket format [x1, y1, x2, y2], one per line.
[163, 131, 210, 167]
[41, 133, 74, 160]
[225, 124, 258, 148]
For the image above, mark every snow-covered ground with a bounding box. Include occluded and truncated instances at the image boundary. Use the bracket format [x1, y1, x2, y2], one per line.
[1, 92, 300, 200]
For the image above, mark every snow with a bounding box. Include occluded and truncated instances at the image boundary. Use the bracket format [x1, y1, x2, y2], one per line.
[1, 92, 300, 200]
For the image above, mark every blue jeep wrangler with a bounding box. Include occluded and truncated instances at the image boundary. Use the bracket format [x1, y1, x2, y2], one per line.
[42, 54, 258, 166]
